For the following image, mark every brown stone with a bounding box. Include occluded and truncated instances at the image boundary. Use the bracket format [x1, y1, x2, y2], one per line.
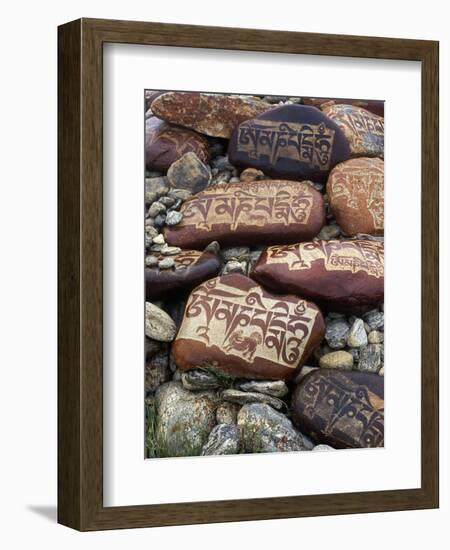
[145, 90, 165, 111]
[321, 104, 384, 157]
[145, 116, 210, 172]
[228, 105, 351, 183]
[145, 249, 221, 299]
[251, 239, 384, 313]
[151, 92, 272, 138]
[172, 274, 325, 381]
[302, 97, 385, 117]
[291, 369, 384, 448]
[327, 157, 384, 236]
[164, 180, 325, 249]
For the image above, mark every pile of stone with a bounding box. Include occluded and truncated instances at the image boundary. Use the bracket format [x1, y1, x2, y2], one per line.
[144, 90, 384, 458]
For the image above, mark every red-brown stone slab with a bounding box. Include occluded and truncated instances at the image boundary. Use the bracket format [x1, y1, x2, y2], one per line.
[146, 249, 221, 299]
[302, 97, 385, 117]
[228, 104, 351, 183]
[291, 369, 384, 448]
[327, 157, 384, 236]
[172, 274, 325, 380]
[321, 104, 384, 157]
[151, 92, 272, 138]
[145, 116, 210, 172]
[251, 239, 384, 313]
[164, 180, 325, 249]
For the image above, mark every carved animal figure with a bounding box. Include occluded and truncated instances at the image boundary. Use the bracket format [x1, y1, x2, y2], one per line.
[224, 330, 263, 360]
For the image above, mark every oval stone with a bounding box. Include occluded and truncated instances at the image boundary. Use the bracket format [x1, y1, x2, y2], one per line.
[145, 249, 221, 299]
[321, 103, 384, 157]
[327, 157, 384, 236]
[251, 239, 384, 313]
[151, 92, 272, 138]
[145, 116, 210, 172]
[228, 105, 351, 183]
[302, 97, 384, 117]
[164, 180, 325, 249]
[172, 274, 325, 381]
[291, 369, 384, 448]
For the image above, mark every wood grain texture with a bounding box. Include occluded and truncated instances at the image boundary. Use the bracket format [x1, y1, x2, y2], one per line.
[57, 18, 439, 531]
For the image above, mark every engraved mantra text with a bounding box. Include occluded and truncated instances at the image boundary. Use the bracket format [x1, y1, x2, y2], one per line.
[177, 280, 317, 368]
[237, 120, 335, 169]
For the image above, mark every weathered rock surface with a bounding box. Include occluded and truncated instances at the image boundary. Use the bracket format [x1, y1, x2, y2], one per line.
[145, 347, 171, 392]
[221, 388, 286, 410]
[151, 92, 272, 138]
[357, 344, 383, 373]
[145, 302, 176, 342]
[181, 369, 222, 391]
[319, 350, 354, 370]
[145, 249, 221, 299]
[167, 152, 211, 193]
[164, 180, 325, 249]
[201, 424, 240, 455]
[172, 274, 325, 381]
[325, 319, 350, 349]
[216, 401, 240, 425]
[238, 379, 289, 398]
[292, 369, 384, 448]
[145, 116, 210, 172]
[154, 381, 220, 457]
[327, 157, 384, 236]
[251, 239, 384, 313]
[302, 97, 385, 117]
[228, 105, 351, 182]
[347, 318, 368, 348]
[321, 103, 384, 157]
[238, 403, 313, 453]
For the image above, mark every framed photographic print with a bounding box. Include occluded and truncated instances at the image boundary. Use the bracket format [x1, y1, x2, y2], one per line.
[58, 18, 439, 530]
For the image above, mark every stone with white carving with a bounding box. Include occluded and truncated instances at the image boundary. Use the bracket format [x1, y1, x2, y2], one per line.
[251, 239, 384, 313]
[172, 274, 325, 381]
[164, 180, 325, 249]
[327, 157, 384, 236]
[228, 105, 351, 183]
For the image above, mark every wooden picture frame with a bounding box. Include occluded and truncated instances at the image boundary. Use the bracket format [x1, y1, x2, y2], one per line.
[58, 18, 439, 531]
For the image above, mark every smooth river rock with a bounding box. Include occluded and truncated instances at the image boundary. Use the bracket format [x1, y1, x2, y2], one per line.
[145, 116, 210, 172]
[321, 103, 384, 157]
[251, 239, 384, 313]
[151, 91, 272, 138]
[238, 403, 313, 453]
[145, 249, 221, 299]
[327, 157, 384, 236]
[291, 369, 384, 448]
[164, 180, 325, 249]
[145, 302, 177, 342]
[201, 424, 240, 456]
[228, 105, 351, 183]
[172, 274, 325, 381]
[154, 381, 220, 457]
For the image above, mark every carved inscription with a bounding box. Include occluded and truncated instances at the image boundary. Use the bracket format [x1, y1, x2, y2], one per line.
[181, 182, 314, 232]
[237, 120, 336, 169]
[177, 279, 318, 368]
[328, 159, 384, 230]
[301, 372, 384, 447]
[265, 240, 384, 278]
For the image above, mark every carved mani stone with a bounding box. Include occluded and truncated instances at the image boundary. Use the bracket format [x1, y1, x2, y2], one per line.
[251, 240, 384, 313]
[151, 92, 272, 138]
[145, 116, 210, 172]
[145, 249, 221, 300]
[327, 157, 384, 236]
[164, 180, 325, 249]
[228, 105, 351, 183]
[172, 274, 325, 381]
[321, 103, 384, 157]
[291, 369, 384, 448]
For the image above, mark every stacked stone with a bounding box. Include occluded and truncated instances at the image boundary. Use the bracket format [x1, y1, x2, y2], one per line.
[144, 90, 384, 458]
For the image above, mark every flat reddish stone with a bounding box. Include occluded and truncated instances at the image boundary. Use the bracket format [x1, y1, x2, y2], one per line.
[164, 180, 325, 249]
[321, 104, 384, 157]
[228, 105, 351, 183]
[145, 116, 210, 172]
[172, 274, 325, 380]
[327, 157, 384, 236]
[302, 97, 384, 117]
[291, 369, 384, 448]
[251, 239, 384, 312]
[146, 249, 221, 299]
[151, 92, 272, 138]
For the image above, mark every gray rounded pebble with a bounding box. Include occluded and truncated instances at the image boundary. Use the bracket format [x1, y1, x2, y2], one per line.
[165, 210, 183, 226]
[158, 257, 175, 269]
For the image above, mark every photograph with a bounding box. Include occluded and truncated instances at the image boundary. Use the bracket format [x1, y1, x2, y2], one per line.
[144, 90, 385, 458]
